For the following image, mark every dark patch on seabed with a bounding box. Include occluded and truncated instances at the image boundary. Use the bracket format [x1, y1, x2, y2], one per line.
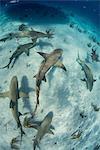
[1, 1, 69, 25]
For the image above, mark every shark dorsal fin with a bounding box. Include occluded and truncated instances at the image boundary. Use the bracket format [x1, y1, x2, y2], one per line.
[37, 52, 49, 59]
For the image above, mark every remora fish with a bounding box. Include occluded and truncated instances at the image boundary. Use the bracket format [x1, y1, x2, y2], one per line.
[32, 111, 54, 150]
[0, 76, 29, 139]
[76, 53, 96, 91]
[0, 38, 37, 69]
[34, 49, 67, 109]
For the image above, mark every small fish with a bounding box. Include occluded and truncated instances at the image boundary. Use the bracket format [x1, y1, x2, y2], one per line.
[18, 24, 29, 31]
[10, 0, 19, 4]
[91, 103, 100, 111]
[71, 130, 82, 139]
[91, 48, 100, 62]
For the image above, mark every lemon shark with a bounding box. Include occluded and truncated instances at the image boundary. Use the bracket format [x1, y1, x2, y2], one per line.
[0, 38, 37, 69]
[33, 48, 67, 113]
[0, 76, 29, 139]
[0, 28, 53, 42]
[32, 111, 54, 150]
[76, 53, 96, 91]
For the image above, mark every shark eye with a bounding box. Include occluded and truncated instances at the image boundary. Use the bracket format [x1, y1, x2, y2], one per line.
[18, 46, 20, 49]
[9, 33, 12, 36]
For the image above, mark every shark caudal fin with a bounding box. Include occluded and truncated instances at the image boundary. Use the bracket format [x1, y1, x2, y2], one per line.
[76, 52, 80, 62]
[0, 57, 12, 69]
[33, 139, 40, 150]
[76, 52, 83, 65]
[17, 123, 25, 141]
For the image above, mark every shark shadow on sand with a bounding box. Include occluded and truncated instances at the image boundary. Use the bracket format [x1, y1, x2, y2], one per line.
[20, 76, 34, 113]
[37, 39, 53, 50]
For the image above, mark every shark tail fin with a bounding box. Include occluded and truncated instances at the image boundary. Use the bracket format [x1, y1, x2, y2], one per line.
[0, 57, 13, 69]
[33, 139, 40, 150]
[76, 51, 80, 62]
[76, 51, 82, 65]
[17, 123, 25, 141]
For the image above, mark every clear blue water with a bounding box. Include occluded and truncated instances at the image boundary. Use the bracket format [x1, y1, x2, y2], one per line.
[0, 0, 100, 30]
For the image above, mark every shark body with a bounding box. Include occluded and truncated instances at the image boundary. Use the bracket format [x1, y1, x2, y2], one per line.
[33, 49, 67, 114]
[0, 39, 37, 69]
[76, 54, 96, 91]
[0, 76, 29, 139]
[32, 111, 54, 150]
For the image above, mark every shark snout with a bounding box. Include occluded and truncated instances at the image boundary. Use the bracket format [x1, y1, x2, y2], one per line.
[54, 48, 63, 54]
[47, 111, 53, 118]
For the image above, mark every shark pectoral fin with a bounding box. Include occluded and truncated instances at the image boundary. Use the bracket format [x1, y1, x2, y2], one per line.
[42, 76, 47, 82]
[33, 139, 40, 150]
[0, 91, 9, 98]
[81, 78, 86, 82]
[50, 124, 55, 130]
[19, 112, 22, 116]
[25, 50, 30, 56]
[19, 91, 29, 98]
[54, 61, 67, 71]
[33, 74, 37, 78]
[47, 129, 54, 135]
[10, 100, 16, 109]
[37, 52, 49, 59]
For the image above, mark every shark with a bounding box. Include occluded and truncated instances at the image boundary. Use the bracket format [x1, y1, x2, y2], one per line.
[0, 27, 54, 42]
[33, 48, 67, 113]
[23, 115, 55, 133]
[76, 53, 96, 91]
[0, 38, 37, 69]
[0, 76, 29, 139]
[32, 111, 54, 150]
